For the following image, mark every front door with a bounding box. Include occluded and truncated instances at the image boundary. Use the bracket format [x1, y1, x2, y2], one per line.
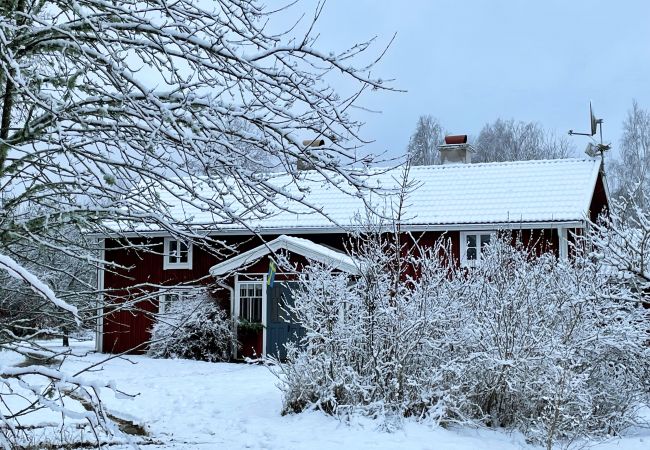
[266, 282, 304, 360]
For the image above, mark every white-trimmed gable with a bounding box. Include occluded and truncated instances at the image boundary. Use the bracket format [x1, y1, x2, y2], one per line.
[209, 235, 359, 276]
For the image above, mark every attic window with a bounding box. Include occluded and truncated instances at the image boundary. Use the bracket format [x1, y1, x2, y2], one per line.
[460, 231, 494, 267]
[163, 237, 193, 270]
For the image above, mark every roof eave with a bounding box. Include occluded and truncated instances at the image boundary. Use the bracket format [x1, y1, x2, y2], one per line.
[92, 219, 588, 239]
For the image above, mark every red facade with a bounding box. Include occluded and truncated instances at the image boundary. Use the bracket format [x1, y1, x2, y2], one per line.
[100, 233, 348, 354]
[99, 171, 609, 355]
[100, 228, 561, 354]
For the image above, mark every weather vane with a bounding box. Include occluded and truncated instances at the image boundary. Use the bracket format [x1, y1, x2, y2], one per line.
[568, 102, 611, 159]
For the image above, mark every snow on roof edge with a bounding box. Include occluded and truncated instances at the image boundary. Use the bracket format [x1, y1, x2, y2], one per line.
[209, 235, 359, 277]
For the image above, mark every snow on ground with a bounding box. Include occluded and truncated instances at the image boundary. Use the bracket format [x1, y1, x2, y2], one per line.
[1, 339, 649, 449]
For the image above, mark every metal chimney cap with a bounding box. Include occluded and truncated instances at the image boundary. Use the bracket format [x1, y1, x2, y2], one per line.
[302, 139, 326, 147]
[444, 135, 468, 145]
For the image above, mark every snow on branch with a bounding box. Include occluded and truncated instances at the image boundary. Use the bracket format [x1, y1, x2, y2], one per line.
[0, 252, 79, 322]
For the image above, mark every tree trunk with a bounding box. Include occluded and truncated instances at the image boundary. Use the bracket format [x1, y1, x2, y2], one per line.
[62, 327, 69, 347]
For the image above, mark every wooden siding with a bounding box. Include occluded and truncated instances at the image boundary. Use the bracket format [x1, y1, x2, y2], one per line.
[100, 222, 598, 354]
[101, 233, 349, 354]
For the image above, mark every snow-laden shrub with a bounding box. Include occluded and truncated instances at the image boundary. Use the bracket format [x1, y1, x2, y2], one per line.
[148, 292, 236, 362]
[275, 234, 467, 424]
[274, 233, 650, 447]
[445, 238, 649, 447]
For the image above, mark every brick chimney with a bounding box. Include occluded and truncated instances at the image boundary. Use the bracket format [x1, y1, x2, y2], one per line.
[438, 135, 475, 165]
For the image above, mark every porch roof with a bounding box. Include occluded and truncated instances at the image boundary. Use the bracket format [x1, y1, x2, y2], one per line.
[209, 235, 359, 277]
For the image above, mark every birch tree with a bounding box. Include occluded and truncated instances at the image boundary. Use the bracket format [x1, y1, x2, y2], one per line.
[610, 100, 650, 213]
[474, 118, 574, 163]
[406, 115, 445, 165]
[0, 0, 393, 446]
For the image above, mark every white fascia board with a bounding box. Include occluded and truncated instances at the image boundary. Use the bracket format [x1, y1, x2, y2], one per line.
[580, 158, 605, 218]
[280, 237, 358, 273]
[91, 220, 587, 239]
[210, 235, 359, 277]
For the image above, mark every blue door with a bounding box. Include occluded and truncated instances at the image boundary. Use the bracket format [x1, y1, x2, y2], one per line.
[266, 282, 304, 360]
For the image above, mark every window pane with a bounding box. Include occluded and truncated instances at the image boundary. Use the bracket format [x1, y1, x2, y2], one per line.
[466, 235, 476, 248]
[178, 242, 188, 263]
[467, 247, 477, 260]
[168, 240, 177, 262]
[481, 235, 491, 247]
[240, 297, 249, 321]
[251, 297, 262, 322]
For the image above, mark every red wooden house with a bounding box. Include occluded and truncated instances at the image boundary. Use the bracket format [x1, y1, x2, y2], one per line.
[96, 146, 609, 357]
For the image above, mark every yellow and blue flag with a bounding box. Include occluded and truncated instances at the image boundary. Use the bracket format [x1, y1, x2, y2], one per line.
[267, 260, 277, 287]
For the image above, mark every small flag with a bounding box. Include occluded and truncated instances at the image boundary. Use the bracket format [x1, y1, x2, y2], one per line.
[267, 260, 277, 288]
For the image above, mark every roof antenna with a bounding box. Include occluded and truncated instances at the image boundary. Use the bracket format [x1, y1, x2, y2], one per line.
[568, 102, 611, 162]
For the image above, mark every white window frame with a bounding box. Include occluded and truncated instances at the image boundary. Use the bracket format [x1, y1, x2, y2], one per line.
[460, 231, 495, 267]
[234, 275, 268, 356]
[157, 286, 197, 314]
[163, 237, 193, 270]
[235, 280, 264, 324]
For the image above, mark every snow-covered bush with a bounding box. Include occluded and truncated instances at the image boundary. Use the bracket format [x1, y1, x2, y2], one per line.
[589, 192, 650, 296]
[275, 232, 650, 447]
[445, 238, 649, 447]
[149, 291, 235, 362]
[275, 233, 465, 425]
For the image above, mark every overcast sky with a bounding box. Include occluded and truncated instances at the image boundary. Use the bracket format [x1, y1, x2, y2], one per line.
[291, 0, 650, 161]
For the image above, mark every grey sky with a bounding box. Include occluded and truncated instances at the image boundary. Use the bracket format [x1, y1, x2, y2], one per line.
[296, 0, 650, 161]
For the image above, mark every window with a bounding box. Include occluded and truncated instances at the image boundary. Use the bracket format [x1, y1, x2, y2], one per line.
[460, 231, 494, 266]
[163, 237, 192, 270]
[237, 282, 263, 323]
[158, 287, 195, 314]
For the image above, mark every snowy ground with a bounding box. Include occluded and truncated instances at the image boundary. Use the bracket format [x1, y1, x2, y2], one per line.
[1, 339, 648, 449]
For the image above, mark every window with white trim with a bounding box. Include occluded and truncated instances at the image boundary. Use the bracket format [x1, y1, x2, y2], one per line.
[163, 237, 192, 270]
[238, 282, 263, 323]
[158, 287, 196, 314]
[460, 231, 494, 266]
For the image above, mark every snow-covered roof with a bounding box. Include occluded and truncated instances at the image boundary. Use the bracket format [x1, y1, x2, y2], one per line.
[209, 235, 359, 276]
[125, 157, 605, 234]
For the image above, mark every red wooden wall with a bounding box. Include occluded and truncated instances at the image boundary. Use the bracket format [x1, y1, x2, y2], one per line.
[101, 233, 349, 354]
[100, 227, 570, 354]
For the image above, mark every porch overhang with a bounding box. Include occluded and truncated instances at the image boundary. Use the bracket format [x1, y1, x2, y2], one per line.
[209, 235, 360, 277]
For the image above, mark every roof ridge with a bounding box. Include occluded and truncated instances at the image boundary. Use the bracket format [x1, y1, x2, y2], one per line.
[403, 157, 598, 171]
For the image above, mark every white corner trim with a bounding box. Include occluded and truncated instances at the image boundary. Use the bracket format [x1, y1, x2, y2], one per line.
[163, 237, 193, 270]
[96, 238, 105, 353]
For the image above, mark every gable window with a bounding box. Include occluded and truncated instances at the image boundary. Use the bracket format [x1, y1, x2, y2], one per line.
[237, 282, 263, 323]
[163, 237, 192, 270]
[460, 231, 494, 266]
